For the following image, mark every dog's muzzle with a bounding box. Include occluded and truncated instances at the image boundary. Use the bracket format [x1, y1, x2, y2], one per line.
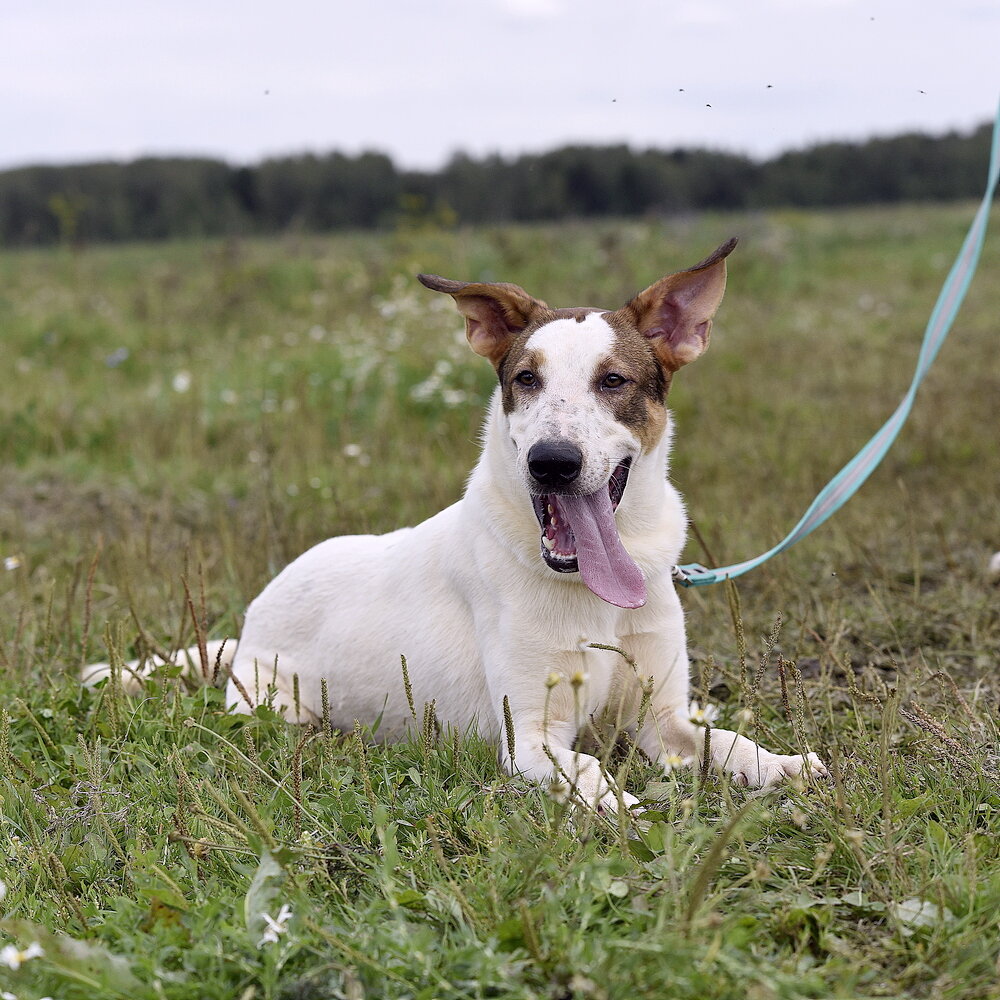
[527, 454, 645, 609]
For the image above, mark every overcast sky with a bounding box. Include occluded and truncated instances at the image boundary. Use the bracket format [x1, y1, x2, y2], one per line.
[2, 0, 997, 172]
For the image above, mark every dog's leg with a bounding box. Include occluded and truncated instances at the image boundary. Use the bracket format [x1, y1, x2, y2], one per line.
[640, 708, 828, 788]
[625, 629, 827, 789]
[502, 710, 641, 811]
[82, 638, 236, 693]
[491, 644, 641, 811]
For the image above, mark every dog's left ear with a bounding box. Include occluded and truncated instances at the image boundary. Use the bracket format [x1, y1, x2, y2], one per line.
[417, 274, 548, 367]
[619, 237, 737, 372]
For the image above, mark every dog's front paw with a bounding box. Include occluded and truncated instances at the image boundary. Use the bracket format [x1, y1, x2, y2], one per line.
[564, 758, 641, 814]
[733, 750, 828, 789]
[595, 787, 642, 815]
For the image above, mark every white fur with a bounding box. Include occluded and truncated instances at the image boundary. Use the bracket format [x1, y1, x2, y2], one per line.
[86, 311, 827, 809]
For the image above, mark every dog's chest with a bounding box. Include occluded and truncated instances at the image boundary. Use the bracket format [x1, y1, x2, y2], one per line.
[538, 633, 637, 722]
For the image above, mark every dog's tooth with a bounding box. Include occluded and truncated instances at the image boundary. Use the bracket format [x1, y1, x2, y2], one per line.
[547, 505, 553, 515]
[551, 516, 558, 527]
[542, 535, 555, 550]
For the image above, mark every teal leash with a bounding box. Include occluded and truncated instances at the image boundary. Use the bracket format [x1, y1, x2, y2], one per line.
[674, 97, 1000, 589]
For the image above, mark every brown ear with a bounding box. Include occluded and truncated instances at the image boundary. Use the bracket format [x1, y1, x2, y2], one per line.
[417, 274, 549, 367]
[619, 237, 737, 372]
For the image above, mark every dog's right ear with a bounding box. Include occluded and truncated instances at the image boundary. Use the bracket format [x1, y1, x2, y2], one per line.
[619, 237, 737, 373]
[417, 274, 549, 367]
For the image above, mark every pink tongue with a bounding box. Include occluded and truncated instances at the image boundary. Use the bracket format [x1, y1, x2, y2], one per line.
[558, 491, 647, 608]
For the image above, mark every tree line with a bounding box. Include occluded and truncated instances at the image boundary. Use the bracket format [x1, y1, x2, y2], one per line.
[0, 122, 992, 247]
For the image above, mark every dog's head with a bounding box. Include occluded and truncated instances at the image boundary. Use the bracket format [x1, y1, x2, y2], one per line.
[418, 239, 735, 609]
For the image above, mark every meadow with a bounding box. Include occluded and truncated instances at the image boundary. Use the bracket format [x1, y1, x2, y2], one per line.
[1, 203, 999, 999]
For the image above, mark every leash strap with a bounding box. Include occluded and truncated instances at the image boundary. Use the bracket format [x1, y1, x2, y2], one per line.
[674, 97, 1000, 588]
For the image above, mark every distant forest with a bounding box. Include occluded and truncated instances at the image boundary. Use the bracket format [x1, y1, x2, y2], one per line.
[0, 122, 993, 247]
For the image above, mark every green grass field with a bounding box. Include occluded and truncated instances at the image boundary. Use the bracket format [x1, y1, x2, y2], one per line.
[1, 204, 999, 999]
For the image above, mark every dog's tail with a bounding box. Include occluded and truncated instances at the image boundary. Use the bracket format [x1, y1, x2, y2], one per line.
[82, 638, 237, 694]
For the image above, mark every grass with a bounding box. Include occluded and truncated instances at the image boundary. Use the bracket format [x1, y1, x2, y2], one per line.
[1, 204, 999, 998]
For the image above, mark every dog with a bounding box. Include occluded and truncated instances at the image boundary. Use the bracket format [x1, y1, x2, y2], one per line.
[86, 239, 827, 809]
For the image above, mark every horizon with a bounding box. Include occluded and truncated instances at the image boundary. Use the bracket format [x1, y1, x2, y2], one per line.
[2, 114, 992, 175]
[2, 1, 997, 175]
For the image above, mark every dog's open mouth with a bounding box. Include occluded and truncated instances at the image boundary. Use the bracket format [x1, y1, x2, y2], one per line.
[530, 458, 646, 609]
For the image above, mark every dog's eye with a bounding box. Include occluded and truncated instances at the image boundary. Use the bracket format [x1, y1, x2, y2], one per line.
[601, 373, 628, 390]
[514, 371, 538, 387]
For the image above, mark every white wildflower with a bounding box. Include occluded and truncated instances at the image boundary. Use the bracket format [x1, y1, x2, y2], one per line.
[440, 389, 467, 407]
[662, 752, 693, 773]
[171, 370, 192, 393]
[409, 374, 441, 402]
[688, 700, 719, 726]
[3, 556, 21, 571]
[0, 941, 43, 969]
[257, 903, 293, 947]
[342, 443, 364, 459]
[0, 879, 6, 901]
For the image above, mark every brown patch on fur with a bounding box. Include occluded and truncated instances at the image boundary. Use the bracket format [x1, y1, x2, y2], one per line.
[498, 344, 544, 414]
[595, 310, 671, 452]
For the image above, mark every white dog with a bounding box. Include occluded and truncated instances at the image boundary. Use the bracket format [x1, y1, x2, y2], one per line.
[87, 240, 826, 809]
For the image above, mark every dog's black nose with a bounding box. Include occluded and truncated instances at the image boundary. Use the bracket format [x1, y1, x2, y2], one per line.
[527, 440, 583, 487]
